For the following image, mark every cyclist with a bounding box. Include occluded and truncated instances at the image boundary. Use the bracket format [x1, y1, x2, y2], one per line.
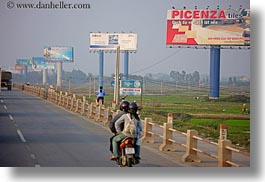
[96, 86, 105, 105]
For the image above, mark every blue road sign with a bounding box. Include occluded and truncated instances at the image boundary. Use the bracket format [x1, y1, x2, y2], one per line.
[120, 80, 142, 96]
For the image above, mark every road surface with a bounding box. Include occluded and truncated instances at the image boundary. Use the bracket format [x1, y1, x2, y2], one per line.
[0, 89, 183, 167]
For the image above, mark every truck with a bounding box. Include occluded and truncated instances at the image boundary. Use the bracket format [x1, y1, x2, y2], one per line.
[1, 71, 12, 90]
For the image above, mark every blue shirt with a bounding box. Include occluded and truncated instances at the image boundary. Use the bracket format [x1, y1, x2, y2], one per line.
[96, 89, 105, 97]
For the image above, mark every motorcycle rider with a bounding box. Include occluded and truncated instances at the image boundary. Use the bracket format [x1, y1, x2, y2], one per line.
[110, 102, 142, 161]
[108, 100, 130, 153]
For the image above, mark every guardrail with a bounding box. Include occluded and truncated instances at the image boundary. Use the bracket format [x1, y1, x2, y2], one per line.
[45, 87, 112, 125]
[13, 83, 250, 167]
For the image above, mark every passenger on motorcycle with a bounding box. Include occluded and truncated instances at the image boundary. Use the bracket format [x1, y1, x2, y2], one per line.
[108, 100, 130, 153]
[129, 102, 143, 161]
[110, 102, 142, 161]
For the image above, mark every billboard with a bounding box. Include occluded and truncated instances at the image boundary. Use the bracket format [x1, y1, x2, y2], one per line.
[14, 65, 25, 71]
[89, 33, 137, 51]
[16, 59, 31, 65]
[43, 46, 74, 62]
[166, 9, 250, 46]
[31, 57, 55, 70]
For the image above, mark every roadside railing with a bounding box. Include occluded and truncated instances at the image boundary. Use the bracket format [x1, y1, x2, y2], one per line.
[13, 83, 250, 167]
[141, 116, 250, 167]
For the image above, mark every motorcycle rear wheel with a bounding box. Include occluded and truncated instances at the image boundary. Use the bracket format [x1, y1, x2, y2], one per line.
[127, 158, 133, 167]
[121, 156, 127, 166]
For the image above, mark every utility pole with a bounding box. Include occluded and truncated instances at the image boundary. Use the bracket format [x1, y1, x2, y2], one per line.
[88, 76, 92, 99]
[114, 46, 120, 105]
[93, 76, 96, 93]
[160, 81, 163, 94]
[68, 77, 72, 93]
[0, 68, 2, 94]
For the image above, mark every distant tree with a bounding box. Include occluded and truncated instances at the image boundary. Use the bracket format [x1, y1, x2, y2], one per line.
[63, 69, 88, 84]
[192, 71, 200, 86]
[87, 73, 93, 78]
[145, 73, 153, 79]
[129, 74, 143, 80]
[206, 77, 209, 84]
[185, 73, 193, 85]
[170, 70, 185, 84]
[228, 77, 233, 86]
[170, 70, 200, 87]
[169, 71, 177, 80]
[181, 71, 186, 82]
[233, 77, 237, 84]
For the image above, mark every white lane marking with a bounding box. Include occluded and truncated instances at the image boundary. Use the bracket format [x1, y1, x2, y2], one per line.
[0, 99, 3, 103]
[3, 105, 7, 110]
[30, 154, 36, 159]
[9, 114, 14, 121]
[25, 145, 30, 150]
[31, 154, 41, 167]
[17, 129, 26, 143]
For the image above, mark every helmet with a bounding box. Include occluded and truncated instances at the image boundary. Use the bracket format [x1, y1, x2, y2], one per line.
[120, 100, 130, 112]
[128, 102, 138, 114]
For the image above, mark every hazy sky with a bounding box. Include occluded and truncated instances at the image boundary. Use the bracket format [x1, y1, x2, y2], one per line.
[0, 0, 251, 78]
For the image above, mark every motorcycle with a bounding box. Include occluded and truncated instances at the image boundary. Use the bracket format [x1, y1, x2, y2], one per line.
[110, 95, 140, 167]
[116, 137, 139, 167]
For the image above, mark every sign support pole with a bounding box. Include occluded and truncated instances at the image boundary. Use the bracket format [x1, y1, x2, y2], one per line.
[42, 69, 47, 85]
[209, 45, 221, 99]
[56, 61, 62, 88]
[98, 50, 104, 87]
[124, 51, 129, 80]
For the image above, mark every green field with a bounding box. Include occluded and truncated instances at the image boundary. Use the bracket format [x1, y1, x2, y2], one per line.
[135, 93, 250, 152]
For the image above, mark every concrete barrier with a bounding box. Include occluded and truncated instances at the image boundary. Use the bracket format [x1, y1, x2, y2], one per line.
[141, 118, 155, 143]
[182, 130, 201, 163]
[159, 123, 176, 152]
[88, 102, 97, 119]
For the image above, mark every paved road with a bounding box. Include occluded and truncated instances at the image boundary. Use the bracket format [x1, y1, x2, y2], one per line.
[0, 89, 183, 167]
